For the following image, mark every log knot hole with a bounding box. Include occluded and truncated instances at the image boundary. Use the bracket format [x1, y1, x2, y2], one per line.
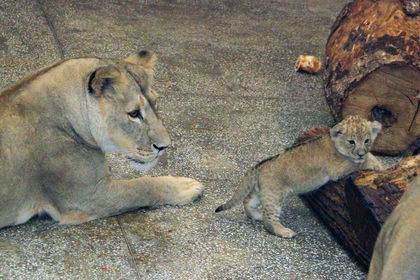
[369, 105, 397, 128]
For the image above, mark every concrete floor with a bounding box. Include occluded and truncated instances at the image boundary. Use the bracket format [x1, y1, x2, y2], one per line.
[0, 0, 385, 279]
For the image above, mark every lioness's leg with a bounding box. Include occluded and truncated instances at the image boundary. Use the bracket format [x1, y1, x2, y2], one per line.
[108, 176, 204, 208]
[60, 176, 203, 224]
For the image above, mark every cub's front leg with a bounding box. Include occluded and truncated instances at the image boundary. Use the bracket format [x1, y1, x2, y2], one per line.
[359, 153, 384, 172]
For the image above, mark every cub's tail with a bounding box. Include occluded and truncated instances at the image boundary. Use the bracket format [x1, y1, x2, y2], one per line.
[215, 167, 257, 213]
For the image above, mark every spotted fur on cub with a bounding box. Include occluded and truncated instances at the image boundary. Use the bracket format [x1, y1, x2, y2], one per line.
[216, 115, 384, 238]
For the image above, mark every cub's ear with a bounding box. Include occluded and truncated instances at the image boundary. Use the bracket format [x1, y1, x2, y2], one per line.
[124, 50, 157, 70]
[369, 120, 382, 139]
[330, 124, 344, 138]
[88, 66, 122, 97]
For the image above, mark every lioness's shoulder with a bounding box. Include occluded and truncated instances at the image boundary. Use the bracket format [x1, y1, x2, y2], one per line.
[0, 60, 69, 102]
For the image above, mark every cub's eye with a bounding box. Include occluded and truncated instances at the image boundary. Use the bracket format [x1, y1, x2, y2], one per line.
[348, 140, 356, 145]
[128, 110, 142, 119]
[364, 139, 370, 144]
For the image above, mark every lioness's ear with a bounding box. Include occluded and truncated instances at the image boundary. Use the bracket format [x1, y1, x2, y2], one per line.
[88, 66, 122, 97]
[124, 50, 157, 70]
[330, 124, 344, 138]
[148, 88, 159, 102]
[369, 120, 382, 139]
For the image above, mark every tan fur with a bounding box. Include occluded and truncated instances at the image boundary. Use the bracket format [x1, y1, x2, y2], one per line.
[0, 50, 204, 229]
[368, 176, 420, 280]
[292, 126, 330, 146]
[216, 116, 384, 238]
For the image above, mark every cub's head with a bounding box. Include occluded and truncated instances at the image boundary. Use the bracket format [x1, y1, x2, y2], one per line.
[87, 50, 170, 169]
[330, 115, 381, 163]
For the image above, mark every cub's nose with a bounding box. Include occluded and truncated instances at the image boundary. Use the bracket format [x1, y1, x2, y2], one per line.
[153, 144, 169, 152]
[356, 153, 366, 161]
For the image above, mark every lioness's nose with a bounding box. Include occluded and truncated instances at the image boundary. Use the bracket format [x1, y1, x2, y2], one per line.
[153, 144, 169, 151]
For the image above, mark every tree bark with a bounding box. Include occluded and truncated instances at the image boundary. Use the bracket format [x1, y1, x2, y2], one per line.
[302, 154, 420, 269]
[325, 0, 420, 154]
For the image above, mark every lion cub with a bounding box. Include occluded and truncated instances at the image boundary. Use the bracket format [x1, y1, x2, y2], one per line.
[216, 115, 384, 238]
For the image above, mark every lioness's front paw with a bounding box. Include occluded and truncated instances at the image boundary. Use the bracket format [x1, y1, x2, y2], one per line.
[167, 176, 204, 205]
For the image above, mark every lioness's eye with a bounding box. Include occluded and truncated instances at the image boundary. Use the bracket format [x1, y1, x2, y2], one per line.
[365, 139, 370, 144]
[348, 140, 356, 145]
[128, 110, 142, 119]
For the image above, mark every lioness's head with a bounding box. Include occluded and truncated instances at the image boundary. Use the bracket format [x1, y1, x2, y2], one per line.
[86, 50, 170, 169]
[330, 115, 381, 163]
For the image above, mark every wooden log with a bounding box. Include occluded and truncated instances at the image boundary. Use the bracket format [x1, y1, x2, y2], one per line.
[301, 179, 373, 268]
[324, 0, 420, 155]
[295, 124, 420, 268]
[303, 154, 420, 268]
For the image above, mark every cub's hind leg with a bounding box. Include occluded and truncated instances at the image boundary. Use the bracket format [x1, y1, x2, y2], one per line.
[260, 187, 296, 238]
[244, 192, 263, 221]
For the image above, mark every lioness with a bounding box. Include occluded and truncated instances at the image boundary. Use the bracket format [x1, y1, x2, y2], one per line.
[368, 176, 420, 280]
[0, 50, 203, 229]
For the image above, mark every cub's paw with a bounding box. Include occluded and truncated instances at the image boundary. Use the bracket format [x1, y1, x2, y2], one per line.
[275, 227, 297, 238]
[265, 223, 297, 238]
[364, 154, 385, 172]
[372, 162, 385, 172]
[165, 176, 204, 205]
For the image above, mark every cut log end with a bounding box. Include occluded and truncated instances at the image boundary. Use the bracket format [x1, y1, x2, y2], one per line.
[342, 65, 420, 154]
[325, 0, 420, 155]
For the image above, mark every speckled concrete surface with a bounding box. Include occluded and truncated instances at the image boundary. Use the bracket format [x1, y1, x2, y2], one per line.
[0, 0, 399, 279]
